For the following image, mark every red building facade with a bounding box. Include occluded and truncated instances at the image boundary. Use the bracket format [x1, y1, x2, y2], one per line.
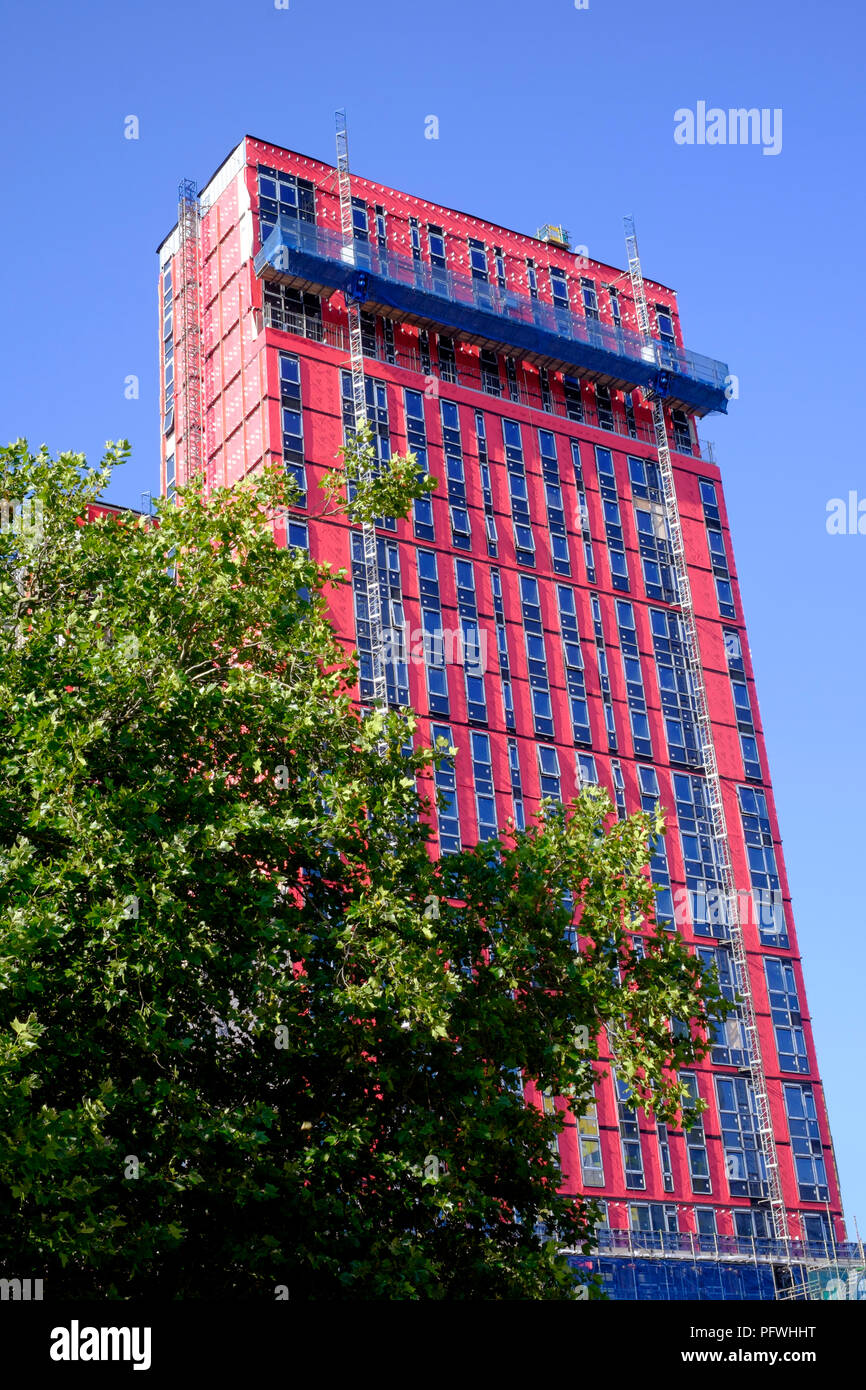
[157, 137, 849, 1295]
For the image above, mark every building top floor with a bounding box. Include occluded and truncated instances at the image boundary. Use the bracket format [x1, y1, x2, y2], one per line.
[158, 135, 685, 348]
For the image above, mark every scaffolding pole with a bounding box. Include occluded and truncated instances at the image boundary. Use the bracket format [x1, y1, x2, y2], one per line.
[335, 110, 387, 711]
[177, 179, 204, 485]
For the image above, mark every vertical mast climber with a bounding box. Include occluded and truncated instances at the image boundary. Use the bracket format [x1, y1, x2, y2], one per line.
[623, 216, 787, 1244]
[177, 179, 205, 485]
[335, 110, 388, 710]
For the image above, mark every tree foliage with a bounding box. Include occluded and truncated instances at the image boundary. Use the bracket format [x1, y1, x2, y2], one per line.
[0, 439, 726, 1299]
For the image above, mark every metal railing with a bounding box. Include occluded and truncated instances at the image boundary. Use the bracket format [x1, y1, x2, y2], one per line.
[257, 217, 730, 393]
[261, 303, 345, 351]
[260, 304, 715, 462]
[588, 1229, 865, 1266]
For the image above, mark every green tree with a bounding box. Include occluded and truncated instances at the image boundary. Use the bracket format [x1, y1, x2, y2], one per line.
[0, 438, 726, 1300]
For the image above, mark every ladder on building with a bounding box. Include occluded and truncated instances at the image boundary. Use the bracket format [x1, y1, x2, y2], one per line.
[623, 216, 787, 1243]
[177, 179, 204, 486]
[335, 110, 388, 710]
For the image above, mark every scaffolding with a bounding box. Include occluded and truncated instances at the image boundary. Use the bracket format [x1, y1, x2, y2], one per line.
[624, 216, 787, 1243]
[335, 110, 387, 710]
[775, 1264, 866, 1300]
[254, 218, 728, 415]
[566, 1228, 865, 1300]
[177, 179, 204, 486]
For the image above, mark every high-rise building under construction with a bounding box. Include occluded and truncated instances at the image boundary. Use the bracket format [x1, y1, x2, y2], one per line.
[157, 130, 859, 1300]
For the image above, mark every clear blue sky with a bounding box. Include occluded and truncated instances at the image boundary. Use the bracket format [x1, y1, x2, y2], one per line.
[1, 0, 863, 1238]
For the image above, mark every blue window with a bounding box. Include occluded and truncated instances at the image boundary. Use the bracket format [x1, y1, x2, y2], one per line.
[595, 384, 614, 432]
[428, 225, 446, 265]
[615, 1074, 645, 1190]
[264, 280, 323, 339]
[374, 204, 387, 247]
[520, 576, 554, 738]
[350, 535, 408, 707]
[571, 442, 596, 581]
[766, 959, 809, 1074]
[550, 266, 569, 312]
[715, 1076, 767, 1199]
[697, 945, 748, 1067]
[657, 1120, 674, 1192]
[503, 419, 535, 567]
[454, 558, 486, 723]
[557, 585, 591, 745]
[581, 277, 599, 320]
[468, 237, 488, 279]
[715, 577, 735, 619]
[404, 389, 434, 541]
[471, 731, 497, 842]
[440, 401, 472, 550]
[616, 600, 653, 759]
[539, 430, 570, 575]
[351, 196, 369, 243]
[698, 478, 736, 618]
[595, 447, 629, 592]
[707, 529, 727, 567]
[637, 765, 673, 924]
[417, 550, 449, 716]
[589, 592, 617, 750]
[632, 462, 675, 602]
[257, 165, 315, 242]
[475, 411, 497, 557]
[724, 627, 744, 670]
[162, 265, 175, 434]
[408, 216, 421, 260]
[279, 352, 306, 506]
[673, 773, 724, 938]
[508, 738, 525, 829]
[783, 1085, 828, 1202]
[449, 505, 470, 542]
[162, 356, 175, 434]
[655, 306, 675, 343]
[162, 265, 173, 337]
[287, 518, 308, 551]
[740, 733, 761, 780]
[738, 786, 787, 947]
[537, 745, 561, 802]
[699, 479, 720, 519]
[681, 1074, 712, 1195]
[802, 1213, 833, 1250]
[340, 371, 395, 529]
[563, 374, 583, 422]
[629, 1203, 679, 1237]
[502, 678, 515, 730]
[651, 608, 702, 768]
[431, 724, 461, 854]
[577, 1099, 605, 1187]
[727, 655, 762, 780]
[577, 752, 598, 786]
[731, 678, 753, 724]
[490, 567, 514, 733]
[696, 1207, 716, 1238]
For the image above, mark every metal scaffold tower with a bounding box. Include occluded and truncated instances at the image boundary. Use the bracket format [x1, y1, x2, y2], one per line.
[177, 178, 204, 485]
[335, 110, 387, 709]
[624, 216, 788, 1243]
